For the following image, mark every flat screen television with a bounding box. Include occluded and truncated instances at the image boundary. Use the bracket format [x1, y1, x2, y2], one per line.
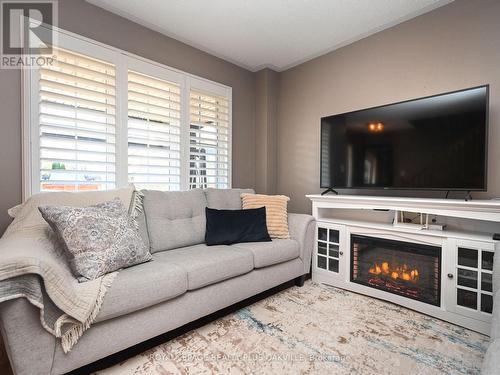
[320, 85, 489, 191]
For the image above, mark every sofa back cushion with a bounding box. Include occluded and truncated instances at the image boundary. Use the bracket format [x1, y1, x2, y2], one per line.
[241, 193, 290, 239]
[4, 185, 135, 237]
[204, 188, 254, 210]
[143, 189, 207, 252]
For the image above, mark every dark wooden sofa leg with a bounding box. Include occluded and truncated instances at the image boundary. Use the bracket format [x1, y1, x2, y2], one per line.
[295, 275, 306, 287]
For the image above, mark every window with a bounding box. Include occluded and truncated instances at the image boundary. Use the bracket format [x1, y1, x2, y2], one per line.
[189, 89, 230, 189]
[127, 70, 182, 190]
[37, 47, 116, 192]
[24, 27, 231, 197]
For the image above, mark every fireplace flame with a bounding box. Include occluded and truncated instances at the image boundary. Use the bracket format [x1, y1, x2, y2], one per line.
[369, 261, 419, 282]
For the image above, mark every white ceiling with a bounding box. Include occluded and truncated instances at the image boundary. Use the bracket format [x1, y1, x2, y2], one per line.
[86, 0, 453, 72]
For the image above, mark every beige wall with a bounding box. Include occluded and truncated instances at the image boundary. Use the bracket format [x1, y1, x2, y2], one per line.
[277, 0, 500, 214]
[255, 69, 279, 194]
[0, 65, 22, 235]
[0, 0, 256, 233]
[1, 0, 498, 233]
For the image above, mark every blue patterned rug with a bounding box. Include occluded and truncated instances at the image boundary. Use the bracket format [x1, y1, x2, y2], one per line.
[98, 281, 488, 374]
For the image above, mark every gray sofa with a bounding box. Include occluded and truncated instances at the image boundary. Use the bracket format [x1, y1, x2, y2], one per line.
[0, 188, 315, 375]
[481, 251, 500, 374]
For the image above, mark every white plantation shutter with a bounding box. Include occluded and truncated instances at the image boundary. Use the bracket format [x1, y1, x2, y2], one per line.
[38, 48, 116, 192]
[25, 29, 232, 197]
[127, 71, 182, 190]
[189, 89, 230, 189]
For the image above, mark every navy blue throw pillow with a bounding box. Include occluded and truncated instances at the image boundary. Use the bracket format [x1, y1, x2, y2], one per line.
[205, 207, 271, 246]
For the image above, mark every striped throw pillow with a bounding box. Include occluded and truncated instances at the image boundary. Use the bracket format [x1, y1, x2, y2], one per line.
[241, 193, 290, 239]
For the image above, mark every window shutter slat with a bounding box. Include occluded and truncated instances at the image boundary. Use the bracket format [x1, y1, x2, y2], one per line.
[40, 91, 115, 113]
[128, 102, 179, 120]
[40, 113, 115, 131]
[40, 69, 115, 91]
[128, 109, 180, 126]
[190, 97, 229, 109]
[53, 60, 116, 83]
[189, 89, 230, 189]
[40, 79, 115, 101]
[40, 100, 116, 121]
[128, 72, 180, 92]
[38, 48, 116, 192]
[55, 49, 116, 75]
[128, 93, 180, 109]
[128, 85, 180, 102]
[188, 105, 229, 119]
[127, 70, 182, 191]
[40, 124, 115, 138]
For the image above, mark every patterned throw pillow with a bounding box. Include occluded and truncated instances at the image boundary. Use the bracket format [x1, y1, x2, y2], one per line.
[241, 193, 290, 239]
[39, 198, 152, 281]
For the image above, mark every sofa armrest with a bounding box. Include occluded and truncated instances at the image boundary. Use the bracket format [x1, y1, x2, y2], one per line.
[0, 299, 56, 375]
[288, 213, 315, 275]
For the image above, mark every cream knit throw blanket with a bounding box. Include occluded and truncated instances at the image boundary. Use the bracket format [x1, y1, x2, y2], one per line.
[0, 186, 136, 353]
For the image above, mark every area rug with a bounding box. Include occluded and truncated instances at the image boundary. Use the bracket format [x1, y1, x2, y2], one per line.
[97, 281, 488, 375]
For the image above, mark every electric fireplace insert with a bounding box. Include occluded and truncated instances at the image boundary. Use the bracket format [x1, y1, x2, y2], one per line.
[351, 235, 441, 306]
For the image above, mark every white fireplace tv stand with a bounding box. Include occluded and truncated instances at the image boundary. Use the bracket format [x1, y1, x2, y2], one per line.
[306, 194, 500, 335]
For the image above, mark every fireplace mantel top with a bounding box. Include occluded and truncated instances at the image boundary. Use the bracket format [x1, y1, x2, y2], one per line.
[306, 194, 500, 223]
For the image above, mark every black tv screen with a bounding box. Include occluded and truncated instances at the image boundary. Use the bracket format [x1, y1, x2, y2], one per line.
[320, 86, 488, 191]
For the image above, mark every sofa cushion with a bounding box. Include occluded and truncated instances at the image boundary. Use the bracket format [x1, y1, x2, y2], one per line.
[233, 239, 300, 268]
[205, 207, 271, 246]
[96, 255, 188, 322]
[204, 188, 254, 209]
[241, 193, 290, 239]
[39, 198, 152, 281]
[155, 244, 254, 290]
[143, 189, 207, 253]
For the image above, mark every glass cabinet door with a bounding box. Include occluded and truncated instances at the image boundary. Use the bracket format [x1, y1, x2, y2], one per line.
[455, 245, 494, 316]
[317, 226, 341, 274]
